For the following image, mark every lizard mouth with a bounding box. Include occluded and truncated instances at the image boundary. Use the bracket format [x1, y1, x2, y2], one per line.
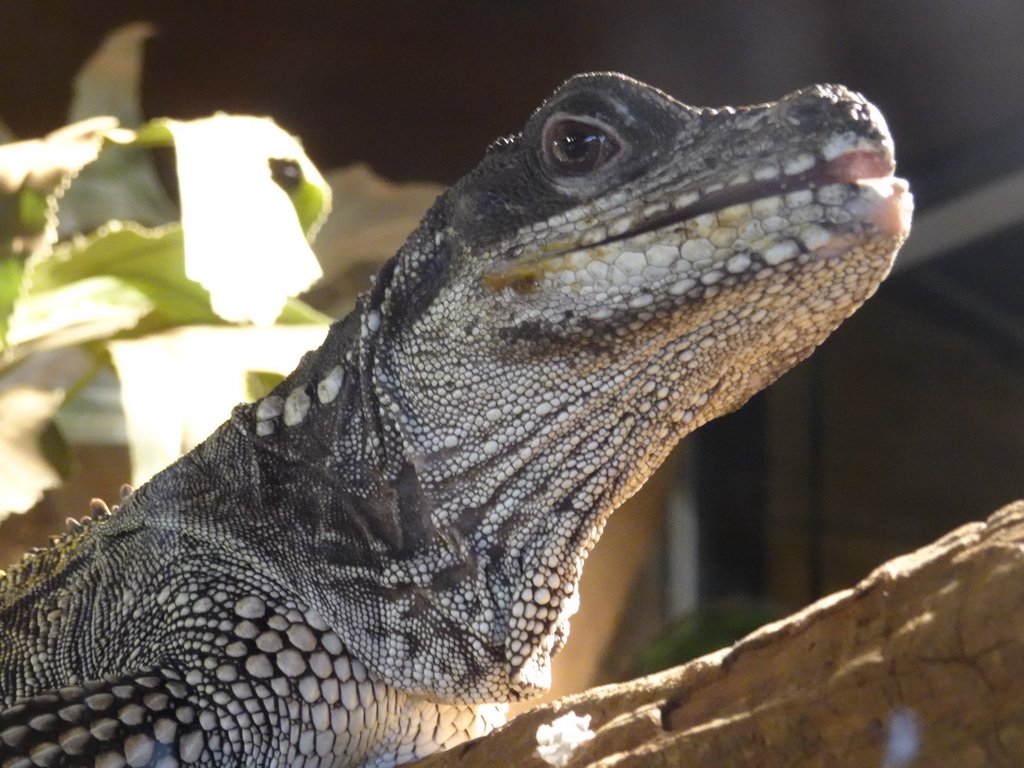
[483, 148, 911, 295]
[591, 148, 908, 249]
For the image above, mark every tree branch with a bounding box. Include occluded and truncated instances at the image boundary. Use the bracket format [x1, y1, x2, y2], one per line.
[416, 501, 1024, 767]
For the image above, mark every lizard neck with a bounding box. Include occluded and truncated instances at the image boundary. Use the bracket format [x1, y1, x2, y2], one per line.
[177, 222, 562, 704]
[172, 301, 393, 534]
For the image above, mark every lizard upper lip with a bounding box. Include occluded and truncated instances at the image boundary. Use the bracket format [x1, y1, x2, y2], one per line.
[587, 148, 900, 250]
[484, 148, 905, 291]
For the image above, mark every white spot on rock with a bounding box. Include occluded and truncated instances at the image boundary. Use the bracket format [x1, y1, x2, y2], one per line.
[883, 707, 921, 767]
[536, 711, 595, 767]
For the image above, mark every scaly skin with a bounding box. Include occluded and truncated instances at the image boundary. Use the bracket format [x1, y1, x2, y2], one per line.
[0, 73, 911, 767]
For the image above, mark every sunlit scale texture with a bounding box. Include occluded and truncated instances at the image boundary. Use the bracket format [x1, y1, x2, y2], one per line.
[1, 73, 910, 766]
[537, 182, 889, 300]
[0, 536, 502, 767]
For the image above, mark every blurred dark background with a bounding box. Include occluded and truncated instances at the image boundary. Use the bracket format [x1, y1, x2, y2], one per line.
[5, 1, 1021, 191]
[3, 0, 1024, 695]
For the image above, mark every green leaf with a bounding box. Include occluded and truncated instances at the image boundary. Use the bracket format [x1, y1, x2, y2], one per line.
[0, 22, 337, 513]
[20, 220, 329, 347]
[276, 297, 333, 325]
[0, 343, 106, 522]
[57, 22, 177, 237]
[0, 257, 24, 346]
[244, 370, 286, 401]
[23, 222, 216, 328]
[18, 188, 50, 234]
[633, 600, 782, 676]
[56, 140, 179, 238]
[5, 275, 153, 362]
[131, 121, 174, 147]
[287, 161, 329, 236]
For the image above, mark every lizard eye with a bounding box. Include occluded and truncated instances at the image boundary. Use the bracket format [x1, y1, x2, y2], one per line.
[542, 115, 621, 176]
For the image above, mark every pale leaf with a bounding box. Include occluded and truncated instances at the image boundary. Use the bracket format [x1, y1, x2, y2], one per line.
[68, 21, 155, 126]
[23, 222, 215, 329]
[0, 116, 119, 297]
[159, 115, 331, 326]
[5, 275, 152, 363]
[110, 325, 328, 484]
[0, 387, 66, 519]
[0, 117, 118, 197]
[58, 22, 177, 235]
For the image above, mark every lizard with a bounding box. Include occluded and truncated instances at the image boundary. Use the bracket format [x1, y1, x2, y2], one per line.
[0, 72, 912, 767]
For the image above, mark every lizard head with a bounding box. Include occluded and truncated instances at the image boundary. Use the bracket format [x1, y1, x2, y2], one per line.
[286, 73, 911, 703]
[403, 74, 910, 448]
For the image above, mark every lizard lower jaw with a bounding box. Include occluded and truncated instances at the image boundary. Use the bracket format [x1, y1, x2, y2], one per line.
[570, 148, 899, 251]
[793, 176, 912, 261]
[854, 175, 913, 239]
[482, 148, 909, 296]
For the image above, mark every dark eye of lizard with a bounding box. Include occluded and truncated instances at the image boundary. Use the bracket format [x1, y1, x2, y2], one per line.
[543, 117, 621, 175]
